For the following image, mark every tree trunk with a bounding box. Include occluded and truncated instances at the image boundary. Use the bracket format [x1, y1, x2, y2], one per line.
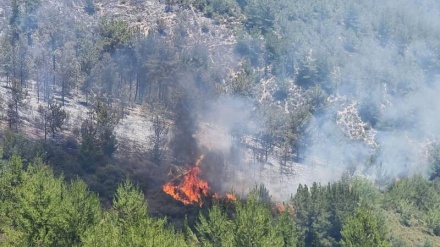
[62, 79, 65, 106]
[129, 76, 133, 102]
[52, 54, 56, 87]
[14, 101, 19, 132]
[37, 74, 40, 102]
[44, 112, 47, 140]
[12, 44, 16, 79]
[135, 71, 140, 102]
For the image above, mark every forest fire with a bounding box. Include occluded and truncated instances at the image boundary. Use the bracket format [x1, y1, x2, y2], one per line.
[162, 165, 209, 206]
[162, 154, 236, 206]
[274, 202, 295, 215]
[225, 193, 236, 201]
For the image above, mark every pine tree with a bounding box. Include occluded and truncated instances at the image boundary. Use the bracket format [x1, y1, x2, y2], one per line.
[4, 162, 66, 246]
[195, 204, 235, 247]
[233, 191, 284, 247]
[276, 211, 298, 247]
[38, 102, 68, 140]
[62, 179, 101, 246]
[340, 208, 390, 247]
[0, 157, 100, 246]
[293, 181, 362, 246]
[82, 180, 188, 247]
[0, 155, 23, 228]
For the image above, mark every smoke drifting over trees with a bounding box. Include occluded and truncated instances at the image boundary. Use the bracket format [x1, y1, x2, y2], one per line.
[1, 0, 440, 245]
[1, 0, 440, 198]
[183, 0, 440, 198]
[283, 0, 440, 184]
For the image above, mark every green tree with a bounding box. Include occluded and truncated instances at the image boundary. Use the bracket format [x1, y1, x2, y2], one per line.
[79, 117, 101, 171]
[387, 176, 437, 213]
[79, 99, 118, 170]
[195, 204, 235, 247]
[98, 19, 132, 54]
[0, 130, 45, 161]
[113, 180, 148, 223]
[3, 162, 66, 246]
[428, 144, 440, 180]
[426, 204, 440, 236]
[293, 183, 331, 246]
[95, 99, 118, 157]
[243, 0, 276, 35]
[82, 180, 187, 247]
[7, 80, 27, 132]
[62, 179, 101, 245]
[149, 115, 168, 163]
[276, 211, 298, 247]
[195, 186, 296, 247]
[84, 0, 96, 15]
[234, 190, 287, 247]
[0, 155, 23, 228]
[0, 156, 102, 247]
[293, 180, 362, 246]
[38, 102, 68, 140]
[340, 208, 390, 247]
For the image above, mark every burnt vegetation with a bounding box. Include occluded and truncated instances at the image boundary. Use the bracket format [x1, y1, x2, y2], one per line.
[0, 0, 440, 246]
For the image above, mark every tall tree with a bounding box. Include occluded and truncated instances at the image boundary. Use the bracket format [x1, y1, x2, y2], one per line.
[149, 115, 168, 163]
[37, 102, 68, 140]
[0, 155, 23, 228]
[58, 42, 80, 105]
[82, 180, 188, 247]
[293, 181, 362, 246]
[195, 204, 235, 246]
[3, 162, 66, 246]
[0, 157, 100, 247]
[7, 80, 27, 132]
[195, 186, 296, 247]
[79, 99, 118, 170]
[340, 208, 390, 247]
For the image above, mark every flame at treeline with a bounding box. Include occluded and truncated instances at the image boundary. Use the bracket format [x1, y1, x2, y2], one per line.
[225, 193, 236, 201]
[162, 154, 236, 206]
[163, 165, 209, 206]
[162, 154, 209, 206]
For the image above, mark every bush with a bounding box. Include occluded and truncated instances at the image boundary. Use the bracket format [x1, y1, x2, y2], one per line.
[428, 145, 440, 180]
[193, 0, 240, 19]
[426, 207, 440, 236]
[1, 130, 45, 163]
[84, 0, 96, 15]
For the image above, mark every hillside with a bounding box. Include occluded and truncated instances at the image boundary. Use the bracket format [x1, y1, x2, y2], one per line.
[1, 0, 440, 246]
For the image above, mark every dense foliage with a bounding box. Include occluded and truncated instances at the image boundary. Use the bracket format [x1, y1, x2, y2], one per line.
[1, 155, 439, 246]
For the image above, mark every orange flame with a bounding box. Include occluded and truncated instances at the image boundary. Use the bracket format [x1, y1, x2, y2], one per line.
[275, 203, 286, 213]
[213, 193, 219, 200]
[274, 203, 295, 215]
[163, 154, 238, 206]
[226, 193, 236, 201]
[163, 165, 209, 206]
